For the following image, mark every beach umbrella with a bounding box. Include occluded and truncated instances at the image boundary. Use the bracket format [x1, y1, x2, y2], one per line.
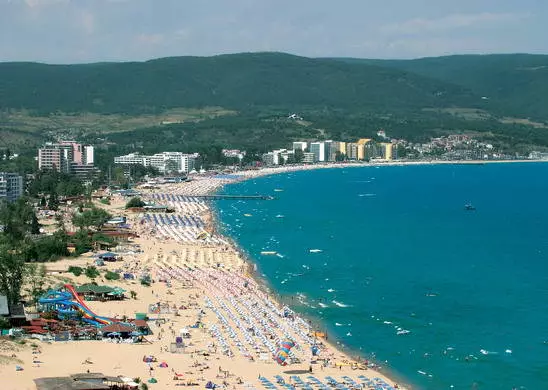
[159, 362, 168, 368]
[274, 340, 295, 366]
[148, 377, 158, 383]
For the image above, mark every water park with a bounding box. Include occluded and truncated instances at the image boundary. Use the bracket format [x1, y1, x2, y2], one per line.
[35, 284, 150, 339]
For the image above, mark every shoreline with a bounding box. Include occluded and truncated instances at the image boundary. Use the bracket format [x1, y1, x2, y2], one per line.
[138, 170, 411, 388]
[9, 160, 543, 389]
[208, 167, 415, 388]
[213, 158, 548, 187]
[199, 158, 548, 387]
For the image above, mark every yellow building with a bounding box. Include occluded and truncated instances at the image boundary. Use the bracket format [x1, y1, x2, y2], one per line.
[357, 144, 365, 160]
[381, 143, 393, 160]
[357, 138, 372, 145]
[346, 142, 366, 160]
[339, 142, 346, 155]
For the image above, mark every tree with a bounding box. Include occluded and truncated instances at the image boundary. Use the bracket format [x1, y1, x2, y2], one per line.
[126, 197, 145, 209]
[0, 197, 36, 242]
[55, 212, 66, 231]
[85, 266, 100, 279]
[105, 271, 120, 281]
[0, 243, 26, 304]
[164, 159, 179, 174]
[49, 191, 59, 211]
[73, 207, 111, 231]
[113, 166, 126, 185]
[294, 148, 305, 163]
[286, 153, 296, 165]
[130, 290, 137, 299]
[68, 266, 83, 276]
[24, 263, 47, 304]
[30, 213, 41, 235]
[0, 316, 10, 329]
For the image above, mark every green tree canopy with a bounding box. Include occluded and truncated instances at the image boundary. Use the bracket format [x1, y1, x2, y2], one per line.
[72, 207, 111, 231]
[126, 197, 145, 209]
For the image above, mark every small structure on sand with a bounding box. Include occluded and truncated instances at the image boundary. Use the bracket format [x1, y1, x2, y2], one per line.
[100, 323, 135, 339]
[34, 372, 137, 390]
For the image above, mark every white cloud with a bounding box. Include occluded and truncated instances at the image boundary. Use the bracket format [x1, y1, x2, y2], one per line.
[381, 12, 530, 35]
[23, 0, 69, 7]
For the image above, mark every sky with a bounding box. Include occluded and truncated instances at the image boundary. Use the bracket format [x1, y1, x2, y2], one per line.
[0, 0, 546, 63]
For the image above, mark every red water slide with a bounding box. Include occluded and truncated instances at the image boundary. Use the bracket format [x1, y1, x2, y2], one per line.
[64, 284, 103, 319]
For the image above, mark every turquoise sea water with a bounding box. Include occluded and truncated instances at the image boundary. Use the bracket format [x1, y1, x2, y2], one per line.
[215, 164, 548, 390]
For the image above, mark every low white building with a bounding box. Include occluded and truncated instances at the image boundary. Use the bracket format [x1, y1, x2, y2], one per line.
[114, 152, 196, 174]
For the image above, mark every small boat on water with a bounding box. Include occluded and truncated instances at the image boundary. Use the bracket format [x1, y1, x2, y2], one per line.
[274, 189, 284, 192]
[464, 203, 476, 211]
[260, 251, 278, 256]
[309, 249, 323, 253]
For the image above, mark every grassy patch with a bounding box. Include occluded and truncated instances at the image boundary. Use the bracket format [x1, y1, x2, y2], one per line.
[0, 107, 237, 139]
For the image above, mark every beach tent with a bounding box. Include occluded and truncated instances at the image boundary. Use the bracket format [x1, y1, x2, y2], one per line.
[98, 252, 118, 261]
[205, 381, 216, 389]
[159, 362, 168, 368]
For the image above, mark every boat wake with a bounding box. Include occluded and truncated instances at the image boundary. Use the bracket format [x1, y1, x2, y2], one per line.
[332, 300, 351, 308]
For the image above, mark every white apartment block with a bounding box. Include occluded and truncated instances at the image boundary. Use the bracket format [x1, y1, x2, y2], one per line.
[114, 152, 196, 174]
[310, 142, 326, 162]
[0, 172, 23, 203]
[292, 141, 308, 151]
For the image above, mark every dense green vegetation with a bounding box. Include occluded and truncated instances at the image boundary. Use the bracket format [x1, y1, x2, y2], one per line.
[126, 197, 145, 209]
[0, 53, 482, 114]
[2, 52, 548, 158]
[337, 54, 548, 121]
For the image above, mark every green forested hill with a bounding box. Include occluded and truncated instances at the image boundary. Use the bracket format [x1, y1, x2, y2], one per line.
[2, 52, 548, 157]
[0, 53, 481, 114]
[337, 54, 548, 120]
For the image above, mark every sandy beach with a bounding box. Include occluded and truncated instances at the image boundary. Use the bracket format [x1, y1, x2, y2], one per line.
[7, 160, 526, 389]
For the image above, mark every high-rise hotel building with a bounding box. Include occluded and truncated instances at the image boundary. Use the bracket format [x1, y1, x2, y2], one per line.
[38, 141, 95, 177]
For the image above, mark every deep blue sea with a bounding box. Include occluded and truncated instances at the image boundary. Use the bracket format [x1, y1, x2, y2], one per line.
[214, 163, 548, 390]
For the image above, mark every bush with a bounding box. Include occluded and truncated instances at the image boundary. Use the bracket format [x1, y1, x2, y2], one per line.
[100, 198, 110, 205]
[68, 266, 83, 277]
[105, 271, 120, 281]
[126, 197, 145, 209]
[84, 266, 100, 279]
[0, 317, 10, 329]
[140, 275, 151, 287]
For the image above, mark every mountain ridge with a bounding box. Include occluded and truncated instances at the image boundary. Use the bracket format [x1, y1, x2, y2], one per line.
[0, 52, 483, 115]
